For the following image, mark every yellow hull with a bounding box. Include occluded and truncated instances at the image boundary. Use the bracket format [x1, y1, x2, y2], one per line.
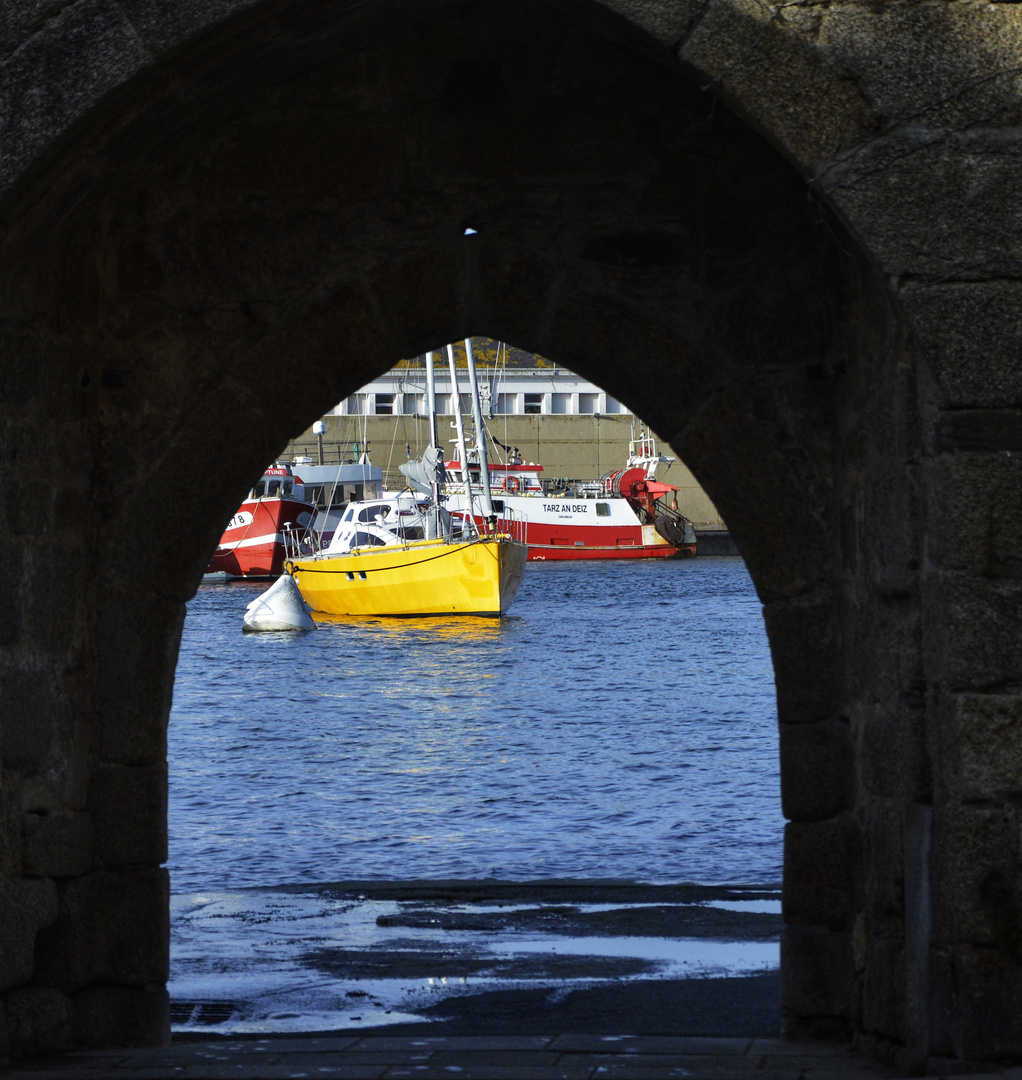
[285, 535, 528, 617]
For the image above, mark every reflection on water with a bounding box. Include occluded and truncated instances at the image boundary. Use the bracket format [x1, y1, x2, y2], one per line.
[311, 611, 510, 642]
[169, 559, 781, 893]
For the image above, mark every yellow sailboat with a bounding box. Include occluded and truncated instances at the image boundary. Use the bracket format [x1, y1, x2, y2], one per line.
[285, 530, 526, 617]
[284, 341, 528, 618]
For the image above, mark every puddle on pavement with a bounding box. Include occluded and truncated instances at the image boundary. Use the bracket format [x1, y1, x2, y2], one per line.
[170, 880, 781, 1035]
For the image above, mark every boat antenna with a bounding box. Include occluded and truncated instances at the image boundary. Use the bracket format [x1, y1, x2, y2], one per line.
[464, 337, 496, 528]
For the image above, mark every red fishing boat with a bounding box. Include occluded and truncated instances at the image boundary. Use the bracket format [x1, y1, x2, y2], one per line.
[207, 465, 317, 580]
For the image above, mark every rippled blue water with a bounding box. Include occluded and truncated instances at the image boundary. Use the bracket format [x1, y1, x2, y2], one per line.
[168, 557, 783, 893]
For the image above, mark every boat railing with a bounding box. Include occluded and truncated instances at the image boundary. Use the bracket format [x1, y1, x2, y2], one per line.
[494, 506, 527, 546]
[655, 498, 691, 525]
[281, 521, 322, 561]
[445, 505, 524, 547]
[448, 510, 477, 543]
[540, 480, 604, 500]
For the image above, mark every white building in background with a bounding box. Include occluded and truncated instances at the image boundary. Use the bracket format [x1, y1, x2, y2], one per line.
[330, 365, 631, 419]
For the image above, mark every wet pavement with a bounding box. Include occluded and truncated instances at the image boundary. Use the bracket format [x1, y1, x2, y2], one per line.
[17, 1032, 1022, 1080]
[170, 882, 782, 1035]
[3, 1034, 909, 1080]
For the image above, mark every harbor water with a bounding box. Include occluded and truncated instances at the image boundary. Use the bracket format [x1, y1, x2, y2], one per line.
[168, 557, 784, 1032]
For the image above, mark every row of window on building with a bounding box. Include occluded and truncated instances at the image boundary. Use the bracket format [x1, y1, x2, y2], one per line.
[333, 391, 629, 417]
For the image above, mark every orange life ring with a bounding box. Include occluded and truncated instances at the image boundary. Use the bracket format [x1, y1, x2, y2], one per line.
[503, 475, 521, 494]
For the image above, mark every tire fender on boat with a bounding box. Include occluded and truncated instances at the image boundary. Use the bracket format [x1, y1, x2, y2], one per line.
[654, 515, 687, 548]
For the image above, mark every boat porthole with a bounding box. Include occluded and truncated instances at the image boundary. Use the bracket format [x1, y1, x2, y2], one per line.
[346, 572, 354, 581]
[358, 571, 367, 581]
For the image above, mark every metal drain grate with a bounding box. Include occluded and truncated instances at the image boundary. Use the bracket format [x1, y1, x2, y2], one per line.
[170, 1000, 238, 1025]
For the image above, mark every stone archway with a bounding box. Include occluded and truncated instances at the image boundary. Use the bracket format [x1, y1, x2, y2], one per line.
[2, 0, 1019, 1069]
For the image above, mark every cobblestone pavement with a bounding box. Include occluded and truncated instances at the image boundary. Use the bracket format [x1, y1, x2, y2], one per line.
[7, 1034, 1022, 1080]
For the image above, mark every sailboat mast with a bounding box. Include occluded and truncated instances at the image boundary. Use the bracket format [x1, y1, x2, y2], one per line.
[425, 351, 439, 462]
[446, 344, 473, 506]
[425, 350, 443, 524]
[464, 338, 495, 523]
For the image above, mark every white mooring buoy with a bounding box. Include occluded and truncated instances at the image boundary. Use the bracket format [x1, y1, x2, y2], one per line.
[242, 574, 315, 633]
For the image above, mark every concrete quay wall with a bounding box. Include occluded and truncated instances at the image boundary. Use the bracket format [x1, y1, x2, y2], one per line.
[287, 414, 724, 528]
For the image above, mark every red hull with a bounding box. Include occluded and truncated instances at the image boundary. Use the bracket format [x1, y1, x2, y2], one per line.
[490, 517, 696, 561]
[208, 496, 315, 579]
[209, 540, 286, 578]
[527, 541, 693, 561]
